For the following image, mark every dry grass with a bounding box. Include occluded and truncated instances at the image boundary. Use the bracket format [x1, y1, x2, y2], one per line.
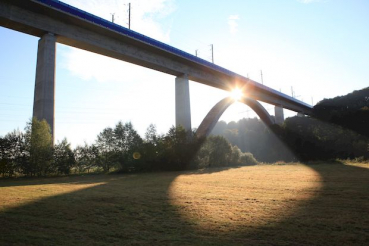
[0, 162, 368, 245]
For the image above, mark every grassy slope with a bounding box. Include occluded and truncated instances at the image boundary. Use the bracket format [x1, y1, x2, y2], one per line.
[0, 162, 368, 245]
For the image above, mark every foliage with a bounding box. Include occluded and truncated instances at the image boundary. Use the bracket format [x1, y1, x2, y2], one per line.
[113, 122, 143, 171]
[211, 118, 295, 163]
[1, 120, 210, 176]
[94, 121, 144, 172]
[54, 138, 75, 175]
[209, 87, 369, 162]
[26, 118, 54, 176]
[281, 116, 369, 161]
[239, 152, 258, 165]
[73, 143, 98, 173]
[0, 118, 75, 177]
[194, 135, 258, 168]
[155, 126, 201, 171]
[195, 135, 232, 167]
[4, 85, 367, 177]
[0, 130, 28, 177]
[313, 87, 369, 137]
[95, 126, 117, 172]
[138, 124, 161, 171]
[88, 124, 204, 172]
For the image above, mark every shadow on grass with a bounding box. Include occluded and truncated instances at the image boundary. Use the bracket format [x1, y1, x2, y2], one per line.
[0, 162, 368, 245]
[0, 173, 111, 188]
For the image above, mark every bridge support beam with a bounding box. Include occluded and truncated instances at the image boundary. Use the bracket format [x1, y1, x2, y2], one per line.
[33, 33, 56, 142]
[274, 105, 284, 125]
[175, 74, 192, 132]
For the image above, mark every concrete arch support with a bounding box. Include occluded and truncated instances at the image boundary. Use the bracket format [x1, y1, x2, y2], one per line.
[33, 33, 57, 142]
[196, 97, 234, 138]
[240, 97, 275, 126]
[196, 97, 275, 138]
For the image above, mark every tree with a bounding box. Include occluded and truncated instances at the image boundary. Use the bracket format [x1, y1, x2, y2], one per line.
[54, 138, 75, 175]
[282, 116, 369, 161]
[0, 130, 29, 177]
[113, 121, 143, 171]
[0, 136, 14, 177]
[230, 145, 242, 165]
[210, 117, 293, 162]
[211, 120, 227, 136]
[157, 126, 200, 171]
[194, 135, 259, 168]
[313, 87, 369, 138]
[207, 136, 232, 167]
[26, 118, 53, 176]
[139, 124, 161, 171]
[194, 136, 232, 167]
[95, 127, 116, 172]
[74, 143, 98, 173]
[94, 122, 143, 172]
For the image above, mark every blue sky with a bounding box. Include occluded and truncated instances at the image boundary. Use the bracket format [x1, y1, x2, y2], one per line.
[0, 0, 368, 146]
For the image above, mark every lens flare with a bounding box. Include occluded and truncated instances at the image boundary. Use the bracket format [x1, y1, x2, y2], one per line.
[133, 152, 141, 160]
[230, 88, 243, 101]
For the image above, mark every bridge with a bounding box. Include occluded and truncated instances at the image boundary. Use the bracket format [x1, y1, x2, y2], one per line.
[0, 0, 312, 142]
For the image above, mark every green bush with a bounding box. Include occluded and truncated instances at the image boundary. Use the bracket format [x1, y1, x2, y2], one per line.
[194, 135, 258, 168]
[239, 152, 258, 166]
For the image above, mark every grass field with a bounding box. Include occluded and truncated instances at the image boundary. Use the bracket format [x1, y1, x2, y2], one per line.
[1, 162, 369, 245]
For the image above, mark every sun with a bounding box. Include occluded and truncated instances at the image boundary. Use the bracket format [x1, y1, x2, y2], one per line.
[230, 88, 243, 101]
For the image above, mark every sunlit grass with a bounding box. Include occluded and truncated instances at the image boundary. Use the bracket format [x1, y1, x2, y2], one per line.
[168, 164, 322, 231]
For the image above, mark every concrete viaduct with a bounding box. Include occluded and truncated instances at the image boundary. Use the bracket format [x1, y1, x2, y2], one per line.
[0, 0, 312, 142]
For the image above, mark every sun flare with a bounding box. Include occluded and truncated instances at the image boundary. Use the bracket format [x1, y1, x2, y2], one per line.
[230, 88, 243, 101]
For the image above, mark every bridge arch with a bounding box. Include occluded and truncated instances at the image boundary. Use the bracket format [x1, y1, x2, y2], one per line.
[196, 96, 275, 138]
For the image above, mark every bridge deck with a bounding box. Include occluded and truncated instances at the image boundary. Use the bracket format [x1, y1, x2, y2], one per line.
[0, 0, 312, 114]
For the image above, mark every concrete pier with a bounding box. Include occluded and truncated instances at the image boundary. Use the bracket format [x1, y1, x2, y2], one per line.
[33, 33, 56, 142]
[175, 74, 192, 132]
[274, 105, 284, 125]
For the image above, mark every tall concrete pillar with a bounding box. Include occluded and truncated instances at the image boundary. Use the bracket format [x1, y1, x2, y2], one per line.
[274, 105, 284, 125]
[33, 33, 56, 142]
[175, 74, 192, 132]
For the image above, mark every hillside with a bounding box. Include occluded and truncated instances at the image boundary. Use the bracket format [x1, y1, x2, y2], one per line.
[313, 87, 369, 137]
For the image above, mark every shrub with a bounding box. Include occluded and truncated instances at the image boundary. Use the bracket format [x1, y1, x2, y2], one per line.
[239, 152, 258, 166]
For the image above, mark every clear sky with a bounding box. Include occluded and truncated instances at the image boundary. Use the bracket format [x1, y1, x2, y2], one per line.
[0, 0, 368, 147]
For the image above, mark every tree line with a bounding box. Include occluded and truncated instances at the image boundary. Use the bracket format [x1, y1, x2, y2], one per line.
[2, 88, 367, 177]
[211, 87, 368, 162]
[0, 118, 257, 178]
[312, 87, 369, 138]
[212, 116, 368, 163]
